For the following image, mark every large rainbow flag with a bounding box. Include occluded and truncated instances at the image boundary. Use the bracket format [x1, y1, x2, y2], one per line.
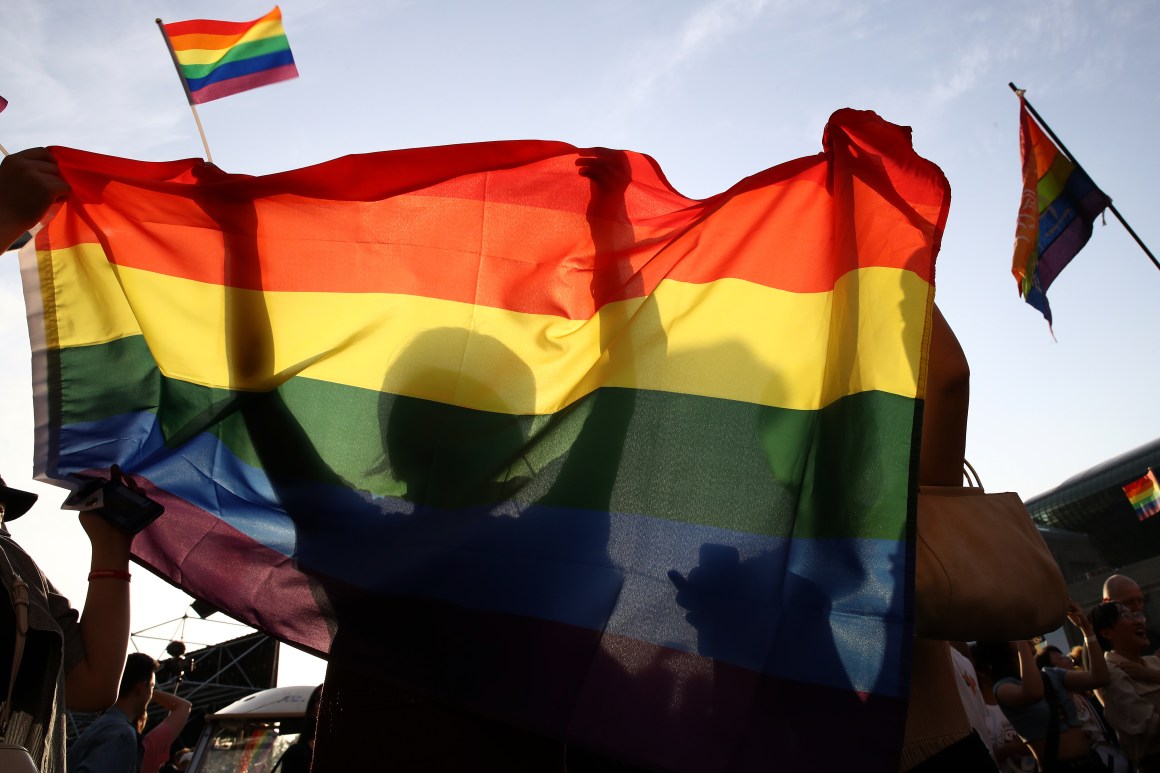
[1011, 95, 1110, 325]
[161, 6, 298, 105]
[20, 110, 948, 771]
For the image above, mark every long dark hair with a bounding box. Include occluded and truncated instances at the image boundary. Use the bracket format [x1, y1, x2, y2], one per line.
[973, 641, 1019, 683]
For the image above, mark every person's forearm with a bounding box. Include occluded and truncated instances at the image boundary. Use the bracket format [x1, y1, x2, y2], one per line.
[1017, 643, 1045, 701]
[1084, 636, 1110, 685]
[919, 305, 970, 486]
[153, 691, 193, 729]
[65, 531, 132, 710]
[152, 690, 192, 712]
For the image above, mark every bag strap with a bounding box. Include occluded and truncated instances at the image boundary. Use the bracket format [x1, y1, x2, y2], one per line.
[963, 460, 983, 490]
[1042, 668, 1062, 772]
[0, 539, 30, 741]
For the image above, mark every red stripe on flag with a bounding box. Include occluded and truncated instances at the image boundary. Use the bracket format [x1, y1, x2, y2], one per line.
[163, 6, 281, 38]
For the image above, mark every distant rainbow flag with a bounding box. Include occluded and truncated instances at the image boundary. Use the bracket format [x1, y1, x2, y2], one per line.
[161, 6, 298, 104]
[1011, 94, 1110, 326]
[1124, 469, 1160, 521]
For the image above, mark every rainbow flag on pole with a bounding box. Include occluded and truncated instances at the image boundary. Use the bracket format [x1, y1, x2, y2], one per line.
[1011, 95, 1110, 326]
[20, 110, 947, 771]
[161, 6, 297, 104]
[1124, 469, 1160, 521]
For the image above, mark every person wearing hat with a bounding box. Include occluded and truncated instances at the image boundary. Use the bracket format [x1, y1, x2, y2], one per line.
[1, 470, 136, 772]
[1, 149, 135, 771]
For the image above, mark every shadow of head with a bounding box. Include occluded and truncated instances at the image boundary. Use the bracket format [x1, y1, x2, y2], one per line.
[376, 327, 535, 509]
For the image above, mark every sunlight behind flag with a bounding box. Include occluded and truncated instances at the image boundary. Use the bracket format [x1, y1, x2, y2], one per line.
[21, 110, 948, 771]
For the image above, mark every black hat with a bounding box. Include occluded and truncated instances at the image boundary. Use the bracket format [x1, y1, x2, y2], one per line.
[0, 474, 38, 521]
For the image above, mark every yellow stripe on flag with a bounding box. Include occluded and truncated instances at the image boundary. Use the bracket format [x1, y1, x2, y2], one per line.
[45, 243, 930, 413]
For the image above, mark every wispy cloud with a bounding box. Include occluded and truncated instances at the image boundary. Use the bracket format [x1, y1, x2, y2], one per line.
[919, 0, 1087, 112]
[627, 0, 777, 102]
[927, 43, 997, 107]
[1, 1, 189, 156]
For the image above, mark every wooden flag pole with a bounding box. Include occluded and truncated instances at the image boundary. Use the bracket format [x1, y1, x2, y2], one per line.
[1010, 83, 1160, 272]
[157, 18, 214, 164]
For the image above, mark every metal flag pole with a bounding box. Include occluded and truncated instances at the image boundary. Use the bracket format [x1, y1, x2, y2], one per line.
[1010, 82, 1159, 272]
[157, 18, 214, 164]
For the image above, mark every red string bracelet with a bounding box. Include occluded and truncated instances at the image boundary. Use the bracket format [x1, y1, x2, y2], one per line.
[88, 570, 131, 582]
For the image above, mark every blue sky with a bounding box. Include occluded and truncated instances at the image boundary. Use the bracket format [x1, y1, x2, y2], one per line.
[1, 0, 1157, 682]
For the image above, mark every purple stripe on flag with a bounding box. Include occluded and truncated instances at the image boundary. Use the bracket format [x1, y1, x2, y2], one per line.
[1035, 214, 1093, 291]
[132, 486, 334, 655]
[189, 63, 299, 104]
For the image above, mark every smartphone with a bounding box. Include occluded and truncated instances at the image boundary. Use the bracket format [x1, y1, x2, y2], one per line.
[99, 480, 165, 534]
[62, 475, 164, 534]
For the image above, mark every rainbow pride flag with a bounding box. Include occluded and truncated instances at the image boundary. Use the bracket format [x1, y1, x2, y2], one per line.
[161, 6, 298, 104]
[1124, 469, 1160, 521]
[1011, 96, 1110, 325]
[20, 110, 947, 771]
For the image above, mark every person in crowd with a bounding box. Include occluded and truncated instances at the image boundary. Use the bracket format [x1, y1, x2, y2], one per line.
[1093, 601, 1160, 770]
[68, 653, 158, 773]
[155, 641, 192, 686]
[1104, 575, 1146, 614]
[1104, 575, 1160, 655]
[1071, 644, 1087, 669]
[970, 642, 1037, 773]
[1, 151, 138, 773]
[901, 307, 1007, 773]
[139, 690, 192, 773]
[1, 468, 135, 772]
[275, 684, 322, 773]
[947, 642, 1008, 771]
[158, 747, 193, 773]
[1036, 644, 1128, 773]
[982, 602, 1110, 772]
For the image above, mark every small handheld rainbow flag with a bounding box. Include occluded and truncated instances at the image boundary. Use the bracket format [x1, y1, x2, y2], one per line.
[1011, 92, 1111, 327]
[160, 6, 298, 105]
[0, 96, 9, 156]
[1124, 469, 1160, 521]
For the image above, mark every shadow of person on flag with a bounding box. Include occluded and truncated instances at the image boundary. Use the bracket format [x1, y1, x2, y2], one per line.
[202, 147, 657, 770]
[168, 114, 943, 772]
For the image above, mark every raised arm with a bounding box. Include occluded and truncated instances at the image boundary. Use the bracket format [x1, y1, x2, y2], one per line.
[65, 469, 137, 711]
[995, 640, 1045, 708]
[1062, 600, 1109, 691]
[146, 690, 193, 757]
[151, 690, 193, 727]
